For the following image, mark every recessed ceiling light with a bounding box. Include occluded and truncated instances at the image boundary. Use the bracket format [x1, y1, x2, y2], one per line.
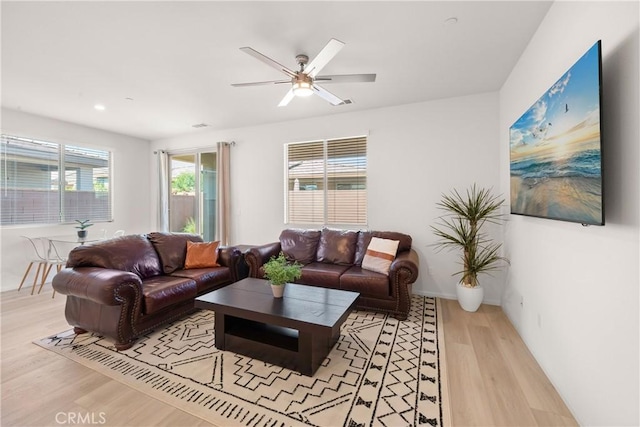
[94, 104, 106, 111]
[444, 17, 458, 25]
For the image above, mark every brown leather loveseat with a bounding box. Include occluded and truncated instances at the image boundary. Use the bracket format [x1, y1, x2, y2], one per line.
[245, 228, 419, 319]
[52, 232, 241, 350]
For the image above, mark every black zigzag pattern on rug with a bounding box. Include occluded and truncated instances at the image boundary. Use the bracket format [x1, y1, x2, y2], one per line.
[38, 296, 446, 427]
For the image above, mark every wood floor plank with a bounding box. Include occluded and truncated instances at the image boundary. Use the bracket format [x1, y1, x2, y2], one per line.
[485, 306, 576, 420]
[531, 407, 579, 427]
[441, 298, 577, 426]
[440, 293, 473, 346]
[445, 341, 496, 426]
[468, 323, 538, 426]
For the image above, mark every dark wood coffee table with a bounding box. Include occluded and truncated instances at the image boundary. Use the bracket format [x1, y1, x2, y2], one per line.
[194, 277, 359, 376]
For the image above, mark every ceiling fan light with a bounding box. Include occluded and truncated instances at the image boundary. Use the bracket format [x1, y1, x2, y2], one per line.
[293, 81, 313, 97]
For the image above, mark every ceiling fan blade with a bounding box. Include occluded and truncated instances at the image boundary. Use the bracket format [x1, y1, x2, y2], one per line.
[312, 84, 346, 106]
[305, 38, 345, 78]
[231, 80, 291, 87]
[240, 47, 297, 78]
[278, 88, 296, 107]
[314, 74, 377, 84]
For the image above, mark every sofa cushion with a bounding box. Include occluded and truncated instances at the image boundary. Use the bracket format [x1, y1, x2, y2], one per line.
[184, 241, 220, 269]
[300, 262, 351, 289]
[316, 228, 358, 265]
[362, 237, 400, 276]
[354, 231, 412, 265]
[147, 232, 203, 274]
[141, 275, 197, 314]
[171, 267, 231, 293]
[279, 229, 321, 264]
[340, 266, 391, 299]
[66, 234, 163, 279]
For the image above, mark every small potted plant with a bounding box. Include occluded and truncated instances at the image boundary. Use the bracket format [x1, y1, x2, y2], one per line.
[75, 219, 94, 239]
[431, 184, 509, 312]
[262, 252, 302, 298]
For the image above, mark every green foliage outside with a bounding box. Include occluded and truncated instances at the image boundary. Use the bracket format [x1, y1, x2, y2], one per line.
[172, 171, 196, 193]
[182, 217, 196, 233]
[94, 181, 108, 192]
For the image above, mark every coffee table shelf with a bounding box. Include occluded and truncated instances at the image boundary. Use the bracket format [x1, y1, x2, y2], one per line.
[226, 315, 298, 351]
[223, 316, 300, 370]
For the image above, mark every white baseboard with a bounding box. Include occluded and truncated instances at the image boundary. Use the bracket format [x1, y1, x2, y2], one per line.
[412, 289, 501, 306]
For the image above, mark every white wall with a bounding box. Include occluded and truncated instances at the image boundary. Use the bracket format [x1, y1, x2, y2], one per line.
[152, 92, 504, 302]
[0, 108, 153, 292]
[499, 2, 639, 426]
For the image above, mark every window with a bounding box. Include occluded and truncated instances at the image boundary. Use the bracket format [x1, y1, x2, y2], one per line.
[1, 134, 112, 225]
[286, 136, 367, 225]
[167, 151, 217, 241]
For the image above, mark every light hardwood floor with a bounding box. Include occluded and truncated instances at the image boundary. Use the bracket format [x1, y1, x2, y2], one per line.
[1, 285, 577, 426]
[440, 298, 577, 426]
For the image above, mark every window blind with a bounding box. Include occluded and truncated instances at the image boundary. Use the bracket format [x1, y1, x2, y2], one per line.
[1, 134, 112, 225]
[286, 136, 367, 225]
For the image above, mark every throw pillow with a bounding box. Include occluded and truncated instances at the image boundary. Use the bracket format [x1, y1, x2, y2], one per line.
[316, 228, 358, 265]
[184, 241, 220, 269]
[279, 229, 321, 264]
[147, 232, 203, 274]
[361, 237, 400, 276]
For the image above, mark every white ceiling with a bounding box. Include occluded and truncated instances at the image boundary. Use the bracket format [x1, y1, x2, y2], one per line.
[1, 1, 552, 141]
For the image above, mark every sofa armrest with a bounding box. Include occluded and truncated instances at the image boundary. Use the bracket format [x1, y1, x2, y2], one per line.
[386, 249, 419, 320]
[389, 249, 419, 285]
[52, 267, 143, 306]
[217, 246, 242, 282]
[245, 242, 281, 278]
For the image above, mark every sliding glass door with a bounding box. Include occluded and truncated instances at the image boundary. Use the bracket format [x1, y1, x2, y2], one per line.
[200, 152, 217, 241]
[168, 151, 217, 241]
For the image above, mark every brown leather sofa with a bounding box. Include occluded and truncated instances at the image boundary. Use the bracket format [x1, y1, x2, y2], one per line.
[245, 228, 419, 320]
[52, 232, 241, 350]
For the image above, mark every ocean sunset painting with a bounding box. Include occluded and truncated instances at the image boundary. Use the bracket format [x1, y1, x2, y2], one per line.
[510, 41, 604, 225]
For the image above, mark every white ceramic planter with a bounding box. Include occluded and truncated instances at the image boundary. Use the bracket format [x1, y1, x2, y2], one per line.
[271, 283, 285, 298]
[456, 282, 484, 312]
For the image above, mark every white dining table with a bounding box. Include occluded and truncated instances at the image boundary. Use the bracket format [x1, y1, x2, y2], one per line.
[45, 235, 103, 244]
[42, 235, 104, 261]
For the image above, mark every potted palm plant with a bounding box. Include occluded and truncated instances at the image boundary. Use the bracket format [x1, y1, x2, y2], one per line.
[74, 219, 94, 239]
[431, 185, 509, 312]
[262, 252, 302, 298]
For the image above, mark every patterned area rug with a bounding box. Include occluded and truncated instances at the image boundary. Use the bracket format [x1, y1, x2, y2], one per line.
[35, 296, 450, 427]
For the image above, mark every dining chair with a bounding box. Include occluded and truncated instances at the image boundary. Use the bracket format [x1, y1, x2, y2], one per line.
[39, 239, 68, 298]
[18, 236, 49, 295]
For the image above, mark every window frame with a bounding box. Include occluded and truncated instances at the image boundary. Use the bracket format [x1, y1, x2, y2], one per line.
[284, 135, 367, 227]
[0, 134, 114, 227]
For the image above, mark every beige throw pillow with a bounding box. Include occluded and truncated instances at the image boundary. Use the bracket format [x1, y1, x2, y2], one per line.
[361, 237, 399, 275]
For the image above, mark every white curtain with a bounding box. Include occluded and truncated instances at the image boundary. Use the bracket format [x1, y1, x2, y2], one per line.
[216, 142, 231, 245]
[156, 149, 169, 232]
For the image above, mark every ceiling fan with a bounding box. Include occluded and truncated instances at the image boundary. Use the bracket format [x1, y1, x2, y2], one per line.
[231, 38, 376, 107]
